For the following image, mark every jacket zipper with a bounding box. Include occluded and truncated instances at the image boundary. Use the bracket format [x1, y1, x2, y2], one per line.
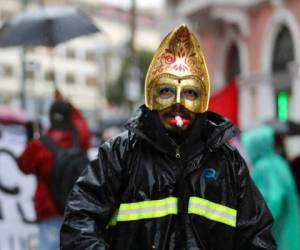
[175, 146, 181, 159]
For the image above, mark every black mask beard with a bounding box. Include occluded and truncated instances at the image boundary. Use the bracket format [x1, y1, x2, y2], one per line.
[141, 106, 207, 148]
[144, 109, 189, 146]
[163, 109, 208, 146]
[160, 105, 196, 145]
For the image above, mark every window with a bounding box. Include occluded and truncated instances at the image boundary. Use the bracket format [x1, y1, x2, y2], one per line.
[276, 90, 289, 122]
[86, 75, 97, 87]
[224, 43, 240, 83]
[66, 48, 76, 59]
[2, 65, 13, 77]
[272, 26, 294, 72]
[86, 51, 96, 62]
[272, 25, 294, 121]
[45, 70, 55, 82]
[66, 72, 75, 84]
[26, 70, 35, 80]
[0, 9, 14, 20]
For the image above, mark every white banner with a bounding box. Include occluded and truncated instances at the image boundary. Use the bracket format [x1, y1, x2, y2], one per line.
[0, 126, 38, 250]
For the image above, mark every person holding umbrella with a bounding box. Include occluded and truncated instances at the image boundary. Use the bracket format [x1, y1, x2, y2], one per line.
[17, 88, 91, 250]
[0, 5, 100, 107]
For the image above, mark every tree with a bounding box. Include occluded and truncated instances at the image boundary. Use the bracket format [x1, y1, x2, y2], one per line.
[106, 49, 154, 106]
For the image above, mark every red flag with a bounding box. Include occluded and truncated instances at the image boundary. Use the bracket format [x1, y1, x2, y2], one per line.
[208, 80, 239, 127]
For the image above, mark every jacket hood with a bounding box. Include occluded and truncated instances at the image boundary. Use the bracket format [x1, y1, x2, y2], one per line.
[125, 105, 239, 159]
[241, 125, 275, 164]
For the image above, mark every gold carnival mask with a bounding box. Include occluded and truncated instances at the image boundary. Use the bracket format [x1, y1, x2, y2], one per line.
[145, 24, 210, 113]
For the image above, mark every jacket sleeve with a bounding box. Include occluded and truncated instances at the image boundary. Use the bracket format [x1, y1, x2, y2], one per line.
[17, 139, 44, 175]
[60, 135, 130, 250]
[234, 151, 277, 250]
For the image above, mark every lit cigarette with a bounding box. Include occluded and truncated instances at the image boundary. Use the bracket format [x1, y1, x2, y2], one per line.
[175, 115, 183, 127]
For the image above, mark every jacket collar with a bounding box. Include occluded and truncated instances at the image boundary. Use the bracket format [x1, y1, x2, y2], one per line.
[125, 105, 239, 160]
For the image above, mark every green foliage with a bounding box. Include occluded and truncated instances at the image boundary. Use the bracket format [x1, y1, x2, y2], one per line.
[106, 59, 129, 105]
[137, 50, 154, 88]
[106, 49, 154, 106]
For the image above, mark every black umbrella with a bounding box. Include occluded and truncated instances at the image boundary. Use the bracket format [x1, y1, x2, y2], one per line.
[0, 5, 100, 47]
[264, 119, 300, 136]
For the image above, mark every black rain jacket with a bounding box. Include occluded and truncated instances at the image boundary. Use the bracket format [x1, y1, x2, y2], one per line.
[61, 106, 276, 250]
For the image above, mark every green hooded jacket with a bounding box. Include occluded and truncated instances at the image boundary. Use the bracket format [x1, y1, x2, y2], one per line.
[242, 125, 300, 250]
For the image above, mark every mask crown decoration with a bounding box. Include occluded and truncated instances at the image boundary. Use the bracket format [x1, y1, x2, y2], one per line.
[145, 24, 210, 113]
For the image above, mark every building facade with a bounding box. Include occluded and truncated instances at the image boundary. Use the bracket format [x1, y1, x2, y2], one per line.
[0, 0, 161, 123]
[170, 0, 300, 133]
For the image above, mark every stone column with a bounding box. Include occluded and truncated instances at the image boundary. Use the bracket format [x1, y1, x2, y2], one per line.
[237, 80, 252, 130]
[238, 74, 275, 130]
[256, 74, 275, 121]
[286, 62, 300, 158]
[289, 61, 300, 122]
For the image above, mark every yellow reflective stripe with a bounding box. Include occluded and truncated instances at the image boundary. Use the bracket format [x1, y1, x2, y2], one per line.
[108, 196, 237, 227]
[119, 197, 177, 210]
[188, 197, 237, 227]
[108, 197, 178, 225]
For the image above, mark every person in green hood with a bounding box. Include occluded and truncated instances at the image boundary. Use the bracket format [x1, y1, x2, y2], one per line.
[242, 125, 300, 250]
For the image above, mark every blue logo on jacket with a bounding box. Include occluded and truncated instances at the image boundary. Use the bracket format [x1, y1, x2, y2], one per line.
[203, 168, 217, 180]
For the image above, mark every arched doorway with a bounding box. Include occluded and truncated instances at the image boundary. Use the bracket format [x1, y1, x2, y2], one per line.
[272, 25, 294, 121]
[209, 42, 241, 126]
[224, 42, 241, 83]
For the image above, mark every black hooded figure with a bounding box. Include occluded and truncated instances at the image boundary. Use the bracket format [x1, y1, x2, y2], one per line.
[60, 24, 276, 250]
[49, 100, 72, 130]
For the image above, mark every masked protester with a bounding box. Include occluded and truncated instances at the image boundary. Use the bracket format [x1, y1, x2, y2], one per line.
[60, 25, 276, 250]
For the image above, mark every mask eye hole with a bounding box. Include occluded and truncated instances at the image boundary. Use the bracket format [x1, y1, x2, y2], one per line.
[182, 88, 199, 100]
[158, 87, 175, 99]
